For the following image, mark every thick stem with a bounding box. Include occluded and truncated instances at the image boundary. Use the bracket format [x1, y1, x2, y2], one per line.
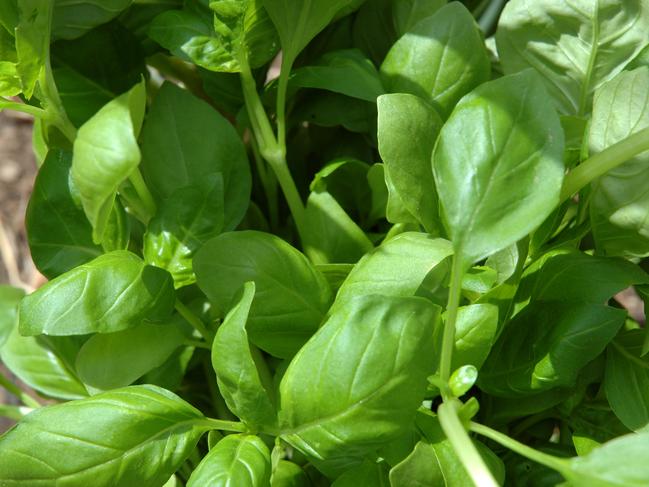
[0, 372, 41, 409]
[176, 300, 214, 342]
[560, 126, 649, 202]
[128, 168, 157, 221]
[438, 402, 498, 487]
[200, 418, 247, 433]
[439, 255, 464, 389]
[470, 422, 570, 474]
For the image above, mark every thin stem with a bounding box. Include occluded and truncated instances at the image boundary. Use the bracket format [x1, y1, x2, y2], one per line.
[0, 98, 47, 118]
[175, 300, 214, 342]
[438, 402, 498, 487]
[439, 255, 465, 390]
[184, 339, 211, 350]
[0, 372, 42, 409]
[560, 126, 649, 202]
[202, 417, 248, 433]
[128, 168, 157, 221]
[276, 55, 292, 149]
[0, 404, 33, 421]
[470, 422, 570, 474]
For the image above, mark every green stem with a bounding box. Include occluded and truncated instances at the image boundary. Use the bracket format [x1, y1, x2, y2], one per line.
[560, 126, 649, 202]
[276, 55, 293, 149]
[0, 98, 47, 118]
[439, 255, 464, 390]
[470, 422, 570, 474]
[0, 372, 41, 409]
[146, 53, 208, 102]
[175, 300, 214, 342]
[438, 402, 498, 487]
[184, 339, 211, 350]
[239, 53, 306, 239]
[128, 168, 157, 221]
[202, 417, 248, 433]
[0, 404, 33, 421]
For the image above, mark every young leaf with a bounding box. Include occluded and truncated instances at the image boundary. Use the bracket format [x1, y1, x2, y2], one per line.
[496, 0, 649, 115]
[20, 250, 175, 336]
[377, 93, 443, 233]
[261, 0, 360, 65]
[212, 281, 277, 429]
[589, 67, 649, 257]
[450, 303, 499, 372]
[72, 79, 146, 243]
[15, 0, 52, 99]
[75, 322, 187, 391]
[432, 70, 564, 265]
[279, 294, 440, 468]
[334, 232, 453, 309]
[381, 2, 490, 118]
[303, 190, 374, 265]
[605, 330, 649, 431]
[479, 303, 626, 397]
[25, 149, 102, 279]
[187, 434, 271, 487]
[194, 231, 332, 358]
[271, 460, 310, 487]
[144, 175, 225, 288]
[290, 49, 385, 102]
[140, 82, 251, 231]
[0, 385, 209, 486]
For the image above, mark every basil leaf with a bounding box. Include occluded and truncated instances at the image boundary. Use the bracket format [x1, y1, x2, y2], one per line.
[433, 70, 564, 265]
[377, 93, 443, 233]
[51, 0, 132, 40]
[331, 460, 389, 486]
[14, 0, 52, 99]
[303, 190, 374, 265]
[271, 460, 309, 487]
[480, 303, 626, 397]
[334, 232, 453, 309]
[25, 149, 102, 279]
[605, 330, 649, 431]
[19, 250, 175, 336]
[262, 0, 359, 66]
[0, 285, 23, 348]
[75, 322, 187, 391]
[194, 231, 332, 358]
[279, 294, 440, 469]
[187, 434, 271, 487]
[0, 385, 208, 486]
[450, 303, 498, 372]
[589, 67, 649, 257]
[212, 281, 277, 429]
[496, 0, 649, 115]
[381, 2, 490, 118]
[72, 80, 146, 244]
[140, 82, 251, 231]
[392, 0, 445, 36]
[290, 49, 384, 102]
[144, 175, 225, 288]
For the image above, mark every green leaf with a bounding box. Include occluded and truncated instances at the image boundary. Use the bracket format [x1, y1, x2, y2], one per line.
[377, 93, 443, 233]
[292, 91, 377, 134]
[72, 79, 146, 244]
[52, 21, 147, 127]
[212, 281, 277, 429]
[479, 303, 626, 397]
[589, 67, 649, 257]
[567, 431, 649, 486]
[0, 285, 23, 348]
[334, 232, 453, 309]
[140, 82, 251, 231]
[496, 0, 649, 115]
[303, 190, 374, 265]
[187, 434, 271, 487]
[75, 322, 187, 391]
[51, 0, 132, 40]
[149, 0, 278, 72]
[15, 0, 52, 99]
[144, 175, 225, 288]
[351, 0, 396, 66]
[450, 304, 498, 371]
[262, 0, 359, 65]
[605, 330, 649, 431]
[271, 460, 310, 487]
[0, 385, 208, 486]
[25, 149, 102, 279]
[194, 231, 332, 358]
[381, 2, 490, 118]
[568, 404, 630, 453]
[0, 60, 21, 96]
[392, 0, 446, 36]
[290, 49, 384, 102]
[19, 250, 175, 336]
[332, 460, 389, 486]
[432, 70, 564, 265]
[279, 294, 440, 469]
